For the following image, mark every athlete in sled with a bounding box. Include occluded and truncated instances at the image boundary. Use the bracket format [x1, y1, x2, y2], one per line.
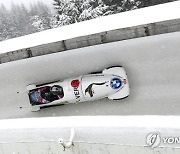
[29, 85, 64, 105]
[27, 66, 130, 111]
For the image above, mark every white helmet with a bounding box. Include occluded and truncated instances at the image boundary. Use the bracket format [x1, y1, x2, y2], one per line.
[50, 85, 63, 95]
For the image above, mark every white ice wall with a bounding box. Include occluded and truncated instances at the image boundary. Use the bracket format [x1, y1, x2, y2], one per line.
[0, 116, 180, 154]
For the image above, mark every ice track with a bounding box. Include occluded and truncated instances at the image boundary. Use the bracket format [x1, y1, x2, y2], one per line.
[0, 31, 180, 119]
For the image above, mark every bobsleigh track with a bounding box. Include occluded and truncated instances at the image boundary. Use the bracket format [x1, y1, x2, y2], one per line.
[0, 31, 180, 119]
[0, 2, 180, 153]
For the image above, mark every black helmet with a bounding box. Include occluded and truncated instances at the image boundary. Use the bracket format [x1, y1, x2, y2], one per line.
[50, 85, 63, 95]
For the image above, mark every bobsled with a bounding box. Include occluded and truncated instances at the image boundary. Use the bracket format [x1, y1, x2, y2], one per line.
[27, 66, 130, 111]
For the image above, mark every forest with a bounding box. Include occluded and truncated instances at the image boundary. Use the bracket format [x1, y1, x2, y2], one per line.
[0, 0, 177, 41]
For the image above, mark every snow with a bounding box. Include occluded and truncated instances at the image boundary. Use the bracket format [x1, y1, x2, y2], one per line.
[0, 1, 180, 53]
[0, 116, 180, 130]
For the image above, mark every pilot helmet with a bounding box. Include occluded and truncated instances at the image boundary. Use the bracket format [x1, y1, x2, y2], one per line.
[50, 85, 63, 95]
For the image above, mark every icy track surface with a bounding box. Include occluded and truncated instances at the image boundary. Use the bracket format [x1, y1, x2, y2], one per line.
[0, 32, 180, 119]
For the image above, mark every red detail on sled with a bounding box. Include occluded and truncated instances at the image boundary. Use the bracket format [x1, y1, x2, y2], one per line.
[123, 79, 127, 84]
[40, 97, 43, 103]
[71, 80, 80, 88]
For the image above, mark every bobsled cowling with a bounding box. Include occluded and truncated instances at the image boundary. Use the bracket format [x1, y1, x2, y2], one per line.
[27, 66, 129, 111]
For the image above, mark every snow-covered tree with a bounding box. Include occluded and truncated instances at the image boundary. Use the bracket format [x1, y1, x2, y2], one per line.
[52, 0, 81, 27]
[30, 2, 52, 31]
[0, 2, 52, 41]
[102, 0, 143, 12]
[9, 3, 37, 38]
[52, 0, 113, 27]
[0, 0, 177, 41]
[0, 4, 12, 40]
[51, 0, 146, 27]
[79, 3, 113, 21]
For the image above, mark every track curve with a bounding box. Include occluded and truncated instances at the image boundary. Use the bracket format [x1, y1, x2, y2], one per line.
[0, 31, 180, 119]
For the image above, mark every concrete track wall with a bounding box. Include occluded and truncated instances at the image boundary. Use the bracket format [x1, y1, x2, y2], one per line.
[0, 19, 180, 64]
[0, 116, 180, 154]
[1, 1, 180, 64]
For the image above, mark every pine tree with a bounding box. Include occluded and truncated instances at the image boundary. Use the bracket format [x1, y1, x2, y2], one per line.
[9, 3, 37, 37]
[0, 4, 12, 40]
[0, 1, 53, 41]
[20, 4, 37, 35]
[52, 0, 113, 27]
[29, 2, 52, 31]
[79, 2, 113, 21]
[1, 0, 176, 41]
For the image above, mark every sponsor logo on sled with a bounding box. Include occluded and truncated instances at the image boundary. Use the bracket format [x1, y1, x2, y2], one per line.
[110, 78, 122, 89]
[74, 87, 80, 100]
[71, 80, 80, 88]
[85, 82, 107, 97]
[71, 80, 81, 101]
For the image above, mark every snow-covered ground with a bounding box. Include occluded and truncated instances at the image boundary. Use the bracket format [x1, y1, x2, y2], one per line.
[0, 31, 180, 119]
[0, 116, 180, 153]
[1, 1, 180, 54]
